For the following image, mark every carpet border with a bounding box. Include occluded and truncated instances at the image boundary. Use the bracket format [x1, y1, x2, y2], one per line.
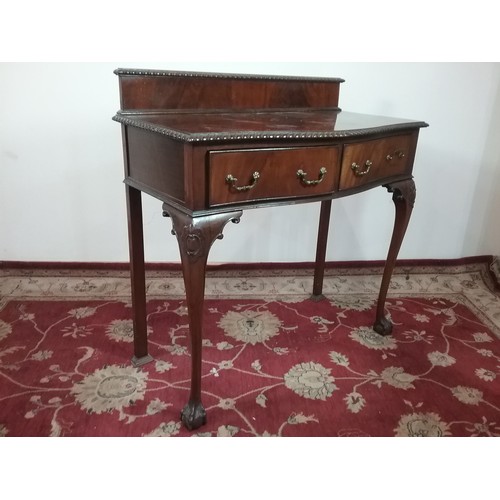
[1, 256, 499, 293]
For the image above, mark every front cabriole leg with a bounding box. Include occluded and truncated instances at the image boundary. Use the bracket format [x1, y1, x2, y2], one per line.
[162, 203, 242, 430]
[373, 179, 416, 335]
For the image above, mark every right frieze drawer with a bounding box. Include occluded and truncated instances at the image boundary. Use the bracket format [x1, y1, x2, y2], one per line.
[339, 131, 418, 190]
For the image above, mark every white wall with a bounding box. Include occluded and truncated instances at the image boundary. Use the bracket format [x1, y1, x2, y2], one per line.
[1, 62, 499, 264]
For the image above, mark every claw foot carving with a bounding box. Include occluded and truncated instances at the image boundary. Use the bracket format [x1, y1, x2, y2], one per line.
[180, 400, 207, 430]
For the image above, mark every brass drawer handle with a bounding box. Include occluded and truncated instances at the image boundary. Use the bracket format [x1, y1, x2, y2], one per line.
[386, 150, 405, 161]
[297, 167, 327, 186]
[351, 160, 372, 176]
[225, 171, 260, 191]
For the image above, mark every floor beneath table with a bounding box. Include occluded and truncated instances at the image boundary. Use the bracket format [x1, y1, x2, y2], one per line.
[1, 260, 499, 436]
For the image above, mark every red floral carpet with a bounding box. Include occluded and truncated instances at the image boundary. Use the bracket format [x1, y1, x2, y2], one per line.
[1, 262, 499, 437]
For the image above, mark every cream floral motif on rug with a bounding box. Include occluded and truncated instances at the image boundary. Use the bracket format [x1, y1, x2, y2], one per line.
[0, 261, 499, 437]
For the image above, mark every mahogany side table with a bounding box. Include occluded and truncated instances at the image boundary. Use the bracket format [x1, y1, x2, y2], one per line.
[113, 68, 428, 430]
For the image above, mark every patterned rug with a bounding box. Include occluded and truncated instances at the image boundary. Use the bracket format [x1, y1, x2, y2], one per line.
[1, 261, 499, 437]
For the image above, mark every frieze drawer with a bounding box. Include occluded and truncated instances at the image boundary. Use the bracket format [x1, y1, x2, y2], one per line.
[339, 132, 418, 190]
[209, 146, 340, 207]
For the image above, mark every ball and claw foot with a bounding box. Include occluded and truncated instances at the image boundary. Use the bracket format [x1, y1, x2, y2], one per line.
[181, 400, 207, 431]
[373, 316, 393, 336]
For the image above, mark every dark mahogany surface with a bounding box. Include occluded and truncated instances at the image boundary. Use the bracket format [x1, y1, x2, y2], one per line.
[114, 110, 427, 143]
[114, 68, 344, 111]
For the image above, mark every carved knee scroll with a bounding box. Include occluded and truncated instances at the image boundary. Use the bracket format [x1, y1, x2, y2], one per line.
[386, 178, 416, 209]
[162, 206, 242, 261]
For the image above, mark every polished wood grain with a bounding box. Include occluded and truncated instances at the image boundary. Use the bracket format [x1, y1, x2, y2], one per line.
[339, 131, 418, 190]
[114, 109, 425, 144]
[126, 127, 185, 205]
[115, 68, 343, 111]
[208, 146, 340, 206]
[115, 68, 428, 430]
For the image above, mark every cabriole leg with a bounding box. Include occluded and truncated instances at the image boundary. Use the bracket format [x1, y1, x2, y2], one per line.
[162, 204, 242, 430]
[374, 179, 416, 335]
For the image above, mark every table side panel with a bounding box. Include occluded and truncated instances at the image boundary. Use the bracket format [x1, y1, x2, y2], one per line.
[126, 127, 185, 205]
[184, 144, 210, 211]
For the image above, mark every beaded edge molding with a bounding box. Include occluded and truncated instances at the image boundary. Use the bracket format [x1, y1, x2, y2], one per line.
[112, 113, 428, 143]
[114, 68, 345, 83]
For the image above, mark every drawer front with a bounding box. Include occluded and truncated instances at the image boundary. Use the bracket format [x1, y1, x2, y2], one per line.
[339, 133, 417, 190]
[209, 146, 340, 207]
